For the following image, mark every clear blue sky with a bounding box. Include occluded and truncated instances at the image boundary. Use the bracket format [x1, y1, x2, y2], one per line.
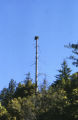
[0, 0, 78, 90]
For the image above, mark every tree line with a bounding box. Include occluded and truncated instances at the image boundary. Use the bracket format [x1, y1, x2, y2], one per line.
[0, 43, 78, 120]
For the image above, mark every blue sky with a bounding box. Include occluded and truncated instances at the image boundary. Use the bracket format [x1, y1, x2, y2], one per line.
[0, 0, 78, 90]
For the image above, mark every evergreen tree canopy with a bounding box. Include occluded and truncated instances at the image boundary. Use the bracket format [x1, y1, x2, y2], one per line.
[65, 43, 78, 67]
[54, 60, 71, 88]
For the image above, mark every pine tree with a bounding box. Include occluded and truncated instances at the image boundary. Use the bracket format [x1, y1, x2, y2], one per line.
[65, 43, 78, 67]
[55, 60, 71, 87]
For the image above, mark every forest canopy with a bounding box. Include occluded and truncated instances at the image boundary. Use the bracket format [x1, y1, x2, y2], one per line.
[0, 42, 78, 120]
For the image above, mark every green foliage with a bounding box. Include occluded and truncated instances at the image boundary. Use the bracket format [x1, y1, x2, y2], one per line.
[0, 79, 16, 107]
[14, 73, 35, 98]
[8, 79, 16, 96]
[0, 65, 78, 120]
[14, 81, 35, 98]
[0, 102, 9, 120]
[56, 60, 71, 81]
[8, 97, 36, 120]
[53, 60, 71, 89]
[0, 102, 7, 116]
[65, 43, 78, 67]
[38, 88, 69, 120]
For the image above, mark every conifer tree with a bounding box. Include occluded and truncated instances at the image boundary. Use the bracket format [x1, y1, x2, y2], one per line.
[65, 43, 78, 67]
[55, 60, 71, 87]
